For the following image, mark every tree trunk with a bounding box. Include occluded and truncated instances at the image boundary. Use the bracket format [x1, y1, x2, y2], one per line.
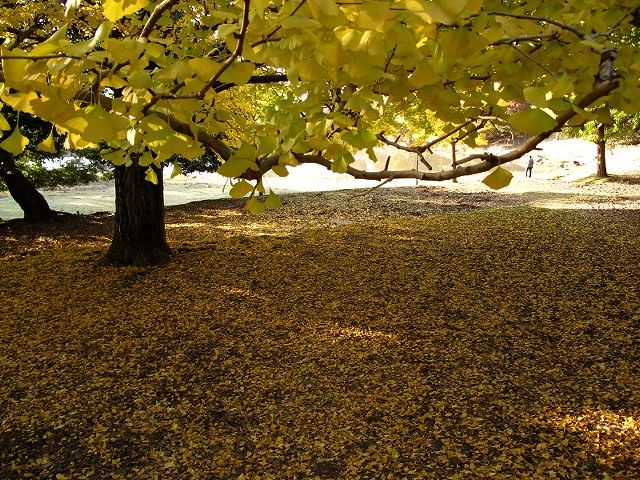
[105, 163, 171, 266]
[451, 141, 458, 183]
[596, 122, 607, 178]
[0, 152, 54, 221]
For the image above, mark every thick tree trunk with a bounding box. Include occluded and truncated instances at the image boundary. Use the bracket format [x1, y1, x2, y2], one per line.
[596, 122, 607, 178]
[0, 153, 54, 221]
[105, 163, 171, 266]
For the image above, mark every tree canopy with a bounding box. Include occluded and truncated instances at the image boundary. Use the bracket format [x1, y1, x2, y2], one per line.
[1, 0, 639, 205]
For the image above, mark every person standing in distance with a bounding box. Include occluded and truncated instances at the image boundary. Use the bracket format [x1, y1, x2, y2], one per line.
[526, 155, 534, 177]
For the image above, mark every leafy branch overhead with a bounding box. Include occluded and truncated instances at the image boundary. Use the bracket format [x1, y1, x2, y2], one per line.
[1, 0, 639, 196]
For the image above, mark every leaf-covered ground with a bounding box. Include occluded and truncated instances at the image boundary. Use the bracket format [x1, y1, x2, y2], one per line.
[1, 183, 639, 479]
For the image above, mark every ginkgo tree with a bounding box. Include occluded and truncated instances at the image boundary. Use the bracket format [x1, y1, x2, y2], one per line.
[1, 0, 639, 265]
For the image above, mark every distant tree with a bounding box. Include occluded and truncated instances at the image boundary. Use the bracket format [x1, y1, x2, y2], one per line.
[573, 109, 640, 178]
[0, 108, 62, 221]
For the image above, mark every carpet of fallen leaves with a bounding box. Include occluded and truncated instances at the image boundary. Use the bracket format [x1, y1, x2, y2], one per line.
[1, 184, 639, 479]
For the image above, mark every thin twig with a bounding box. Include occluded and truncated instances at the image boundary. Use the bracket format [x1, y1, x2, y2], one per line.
[419, 117, 479, 152]
[352, 177, 395, 197]
[509, 44, 556, 79]
[250, 0, 306, 48]
[589, 10, 634, 40]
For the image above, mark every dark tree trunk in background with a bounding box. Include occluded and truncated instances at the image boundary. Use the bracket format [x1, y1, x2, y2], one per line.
[105, 163, 171, 266]
[0, 153, 54, 221]
[451, 141, 458, 183]
[596, 122, 608, 178]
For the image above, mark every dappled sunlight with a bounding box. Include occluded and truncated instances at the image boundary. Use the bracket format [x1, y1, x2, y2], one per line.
[535, 199, 640, 210]
[213, 222, 292, 237]
[194, 211, 243, 219]
[166, 222, 207, 229]
[219, 285, 269, 301]
[535, 407, 640, 469]
[323, 324, 398, 344]
[557, 408, 640, 439]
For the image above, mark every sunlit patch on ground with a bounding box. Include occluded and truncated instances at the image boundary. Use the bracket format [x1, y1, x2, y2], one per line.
[165, 222, 208, 229]
[326, 325, 398, 343]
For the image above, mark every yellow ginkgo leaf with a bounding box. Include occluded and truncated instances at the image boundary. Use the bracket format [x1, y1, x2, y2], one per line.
[103, 0, 150, 22]
[246, 196, 266, 215]
[0, 113, 11, 131]
[37, 131, 57, 154]
[145, 166, 158, 185]
[170, 162, 182, 179]
[0, 126, 29, 155]
[101, 149, 128, 166]
[482, 166, 513, 190]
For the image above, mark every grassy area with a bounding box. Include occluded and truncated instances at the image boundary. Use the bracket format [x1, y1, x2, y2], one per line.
[1, 191, 639, 479]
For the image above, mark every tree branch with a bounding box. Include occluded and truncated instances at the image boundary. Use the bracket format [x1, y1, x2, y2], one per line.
[420, 117, 480, 153]
[214, 73, 289, 93]
[252, 80, 619, 182]
[139, 0, 181, 41]
[509, 44, 556, 78]
[198, 0, 251, 97]
[485, 11, 587, 40]
[250, 0, 306, 48]
[141, 0, 251, 114]
[0, 54, 80, 60]
[490, 33, 559, 46]
[152, 111, 232, 160]
[352, 177, 395, 197]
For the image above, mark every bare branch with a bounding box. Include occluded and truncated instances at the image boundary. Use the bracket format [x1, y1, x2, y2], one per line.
[589, 10, 635, 40]
[376, 132, 423, 155]
[420, 117, 479, 152]
[417, 153, 433, 170]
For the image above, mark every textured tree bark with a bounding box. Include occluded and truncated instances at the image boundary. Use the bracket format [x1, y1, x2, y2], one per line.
[105, 163, 171, 266]
[596, 122, 607, 178]
[0, 152, 54, 221]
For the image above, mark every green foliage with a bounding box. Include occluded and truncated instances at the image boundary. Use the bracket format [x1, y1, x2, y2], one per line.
[0, 156, 114, 191]
[0, 106, 113, 190]
[576, 110, 640, 145]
